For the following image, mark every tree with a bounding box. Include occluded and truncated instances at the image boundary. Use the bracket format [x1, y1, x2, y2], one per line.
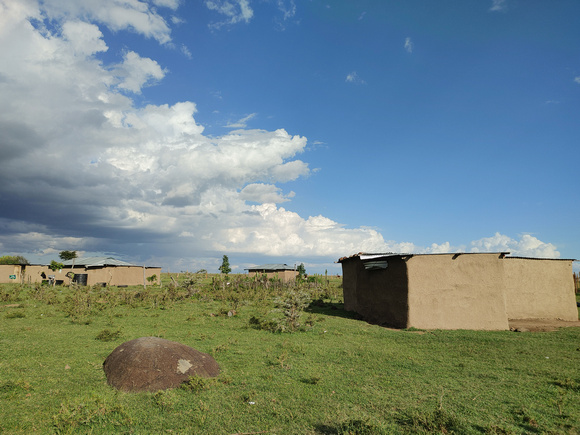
[59, 251, 77, 261]
[218, 255, 231, 275]
[0, 255, 29, 265]
[59, 251, 77, 285]
[297, 263, 306, 279]
[49, 260, 64, 271]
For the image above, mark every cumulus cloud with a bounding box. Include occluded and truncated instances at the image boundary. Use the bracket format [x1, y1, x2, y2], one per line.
[115, 51, 167, 94]
[0, 0, 564, 272]
[575, 77, 580, 84]
[240, 184, 294, 204]
[38, 0, 176, 44]
[468, 232, 560, 258]
[217, 204, 391, 257]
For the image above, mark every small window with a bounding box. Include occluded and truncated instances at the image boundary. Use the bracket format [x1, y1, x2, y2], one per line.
[363, 260, 388, 270]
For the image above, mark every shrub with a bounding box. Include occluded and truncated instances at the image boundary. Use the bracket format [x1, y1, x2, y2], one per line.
[272, 288, 312, 332]
[0, 285, 22, 302]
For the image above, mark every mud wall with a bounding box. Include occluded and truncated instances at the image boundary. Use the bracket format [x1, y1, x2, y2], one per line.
[406, 253, 509, 330]
[1, 265, 162, 286]
[0, 264, 22, 283]
[86, 266, 161, 286]
[23, 265, 60, 284]
[341, 256, 408, 328]
[249, 270, 298, 283]
[503, 258, 577, 321]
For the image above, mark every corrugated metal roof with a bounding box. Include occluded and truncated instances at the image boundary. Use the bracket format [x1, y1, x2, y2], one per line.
[246, 263, 295, 271]
[339, 252, 576, 263]
[338, 252, 512, 262]
[503, 256, 576, 261]
[61, 256, 136, 267]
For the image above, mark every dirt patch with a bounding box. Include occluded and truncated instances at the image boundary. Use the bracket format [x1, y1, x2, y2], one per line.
[508, 319, 580, 332]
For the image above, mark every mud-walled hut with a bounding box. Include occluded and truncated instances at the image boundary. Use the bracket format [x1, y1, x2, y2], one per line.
[9, 257, 162, 286]
[338, 252, 577, 330]
[246, 263, 298, 283]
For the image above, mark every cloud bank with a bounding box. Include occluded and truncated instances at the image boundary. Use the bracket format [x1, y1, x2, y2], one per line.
[0, 0, 563, 272]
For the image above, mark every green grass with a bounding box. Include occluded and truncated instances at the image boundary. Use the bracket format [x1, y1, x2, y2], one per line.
[0, 278, 579, 434]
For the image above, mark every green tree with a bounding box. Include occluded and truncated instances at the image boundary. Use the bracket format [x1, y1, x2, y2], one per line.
[59, 251, 77, 261]
[0, 255, 29, 265]
[49, 260, 64, 271]
[218, 255, 231, 275]
[297, 263, 306, 279]
[59, 250, 77, 285]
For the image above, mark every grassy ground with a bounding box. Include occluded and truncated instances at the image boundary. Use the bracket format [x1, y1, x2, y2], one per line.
[1, 276, 579, 434]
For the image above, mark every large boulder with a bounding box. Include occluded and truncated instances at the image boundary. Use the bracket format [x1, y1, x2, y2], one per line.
[103, 337, 219, 392]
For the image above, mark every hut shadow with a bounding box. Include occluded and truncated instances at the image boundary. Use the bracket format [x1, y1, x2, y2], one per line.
[306, 300, 363, 321]
[307, 300, 414, 331]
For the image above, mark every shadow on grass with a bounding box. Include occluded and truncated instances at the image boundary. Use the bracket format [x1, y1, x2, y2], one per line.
[313, 418, 382, 434]
[306, 300, 418, 331]
[306, 300, 363, 321]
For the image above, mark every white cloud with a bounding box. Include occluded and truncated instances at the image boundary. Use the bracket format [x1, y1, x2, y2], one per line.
[39, 0, 175, 44]
[468, 232, 560, 258]
[346, 71, 365, 84]
[151, 0, 180, 9]
[217, 204, 391, 257]
[205, 0, 253, 29]
[404, 37, 413, 53]
[574, 77, 580, 84]
[226, 113, 256, 128]
[240, 183, 294, 203]
[273, 0, 298, 30]
[115, 51, 167, 94]
[180, 44, 192, 59]
[489, 0, 507, 12]
[0, 0, 565, 272]
[61, 21, 108, 56]
[277, 0, 296, 21]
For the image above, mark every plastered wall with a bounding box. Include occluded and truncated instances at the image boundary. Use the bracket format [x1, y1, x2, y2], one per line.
[406, 253, 509, 330]
[503, 258, 577, 321]
[0, 264, 161, 286]
[0, 264, 23, 283]
[249, 270, 298, 283]
[341, 253, 577, 330]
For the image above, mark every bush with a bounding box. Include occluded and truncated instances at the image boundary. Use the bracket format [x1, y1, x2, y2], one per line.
[273, 288, 312, 331]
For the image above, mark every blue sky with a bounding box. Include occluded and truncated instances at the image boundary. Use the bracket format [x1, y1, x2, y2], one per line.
[0, 0, 578, 274]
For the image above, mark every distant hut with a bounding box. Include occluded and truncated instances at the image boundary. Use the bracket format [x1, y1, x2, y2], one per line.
[18, 257, 161, 286]
[246, 264, 298, 283]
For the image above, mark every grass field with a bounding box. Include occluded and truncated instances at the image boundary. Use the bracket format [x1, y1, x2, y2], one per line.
[1, 274, 579, 434]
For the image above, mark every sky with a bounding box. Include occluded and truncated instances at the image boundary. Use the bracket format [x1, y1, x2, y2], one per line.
[0, 0, 579, 274]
